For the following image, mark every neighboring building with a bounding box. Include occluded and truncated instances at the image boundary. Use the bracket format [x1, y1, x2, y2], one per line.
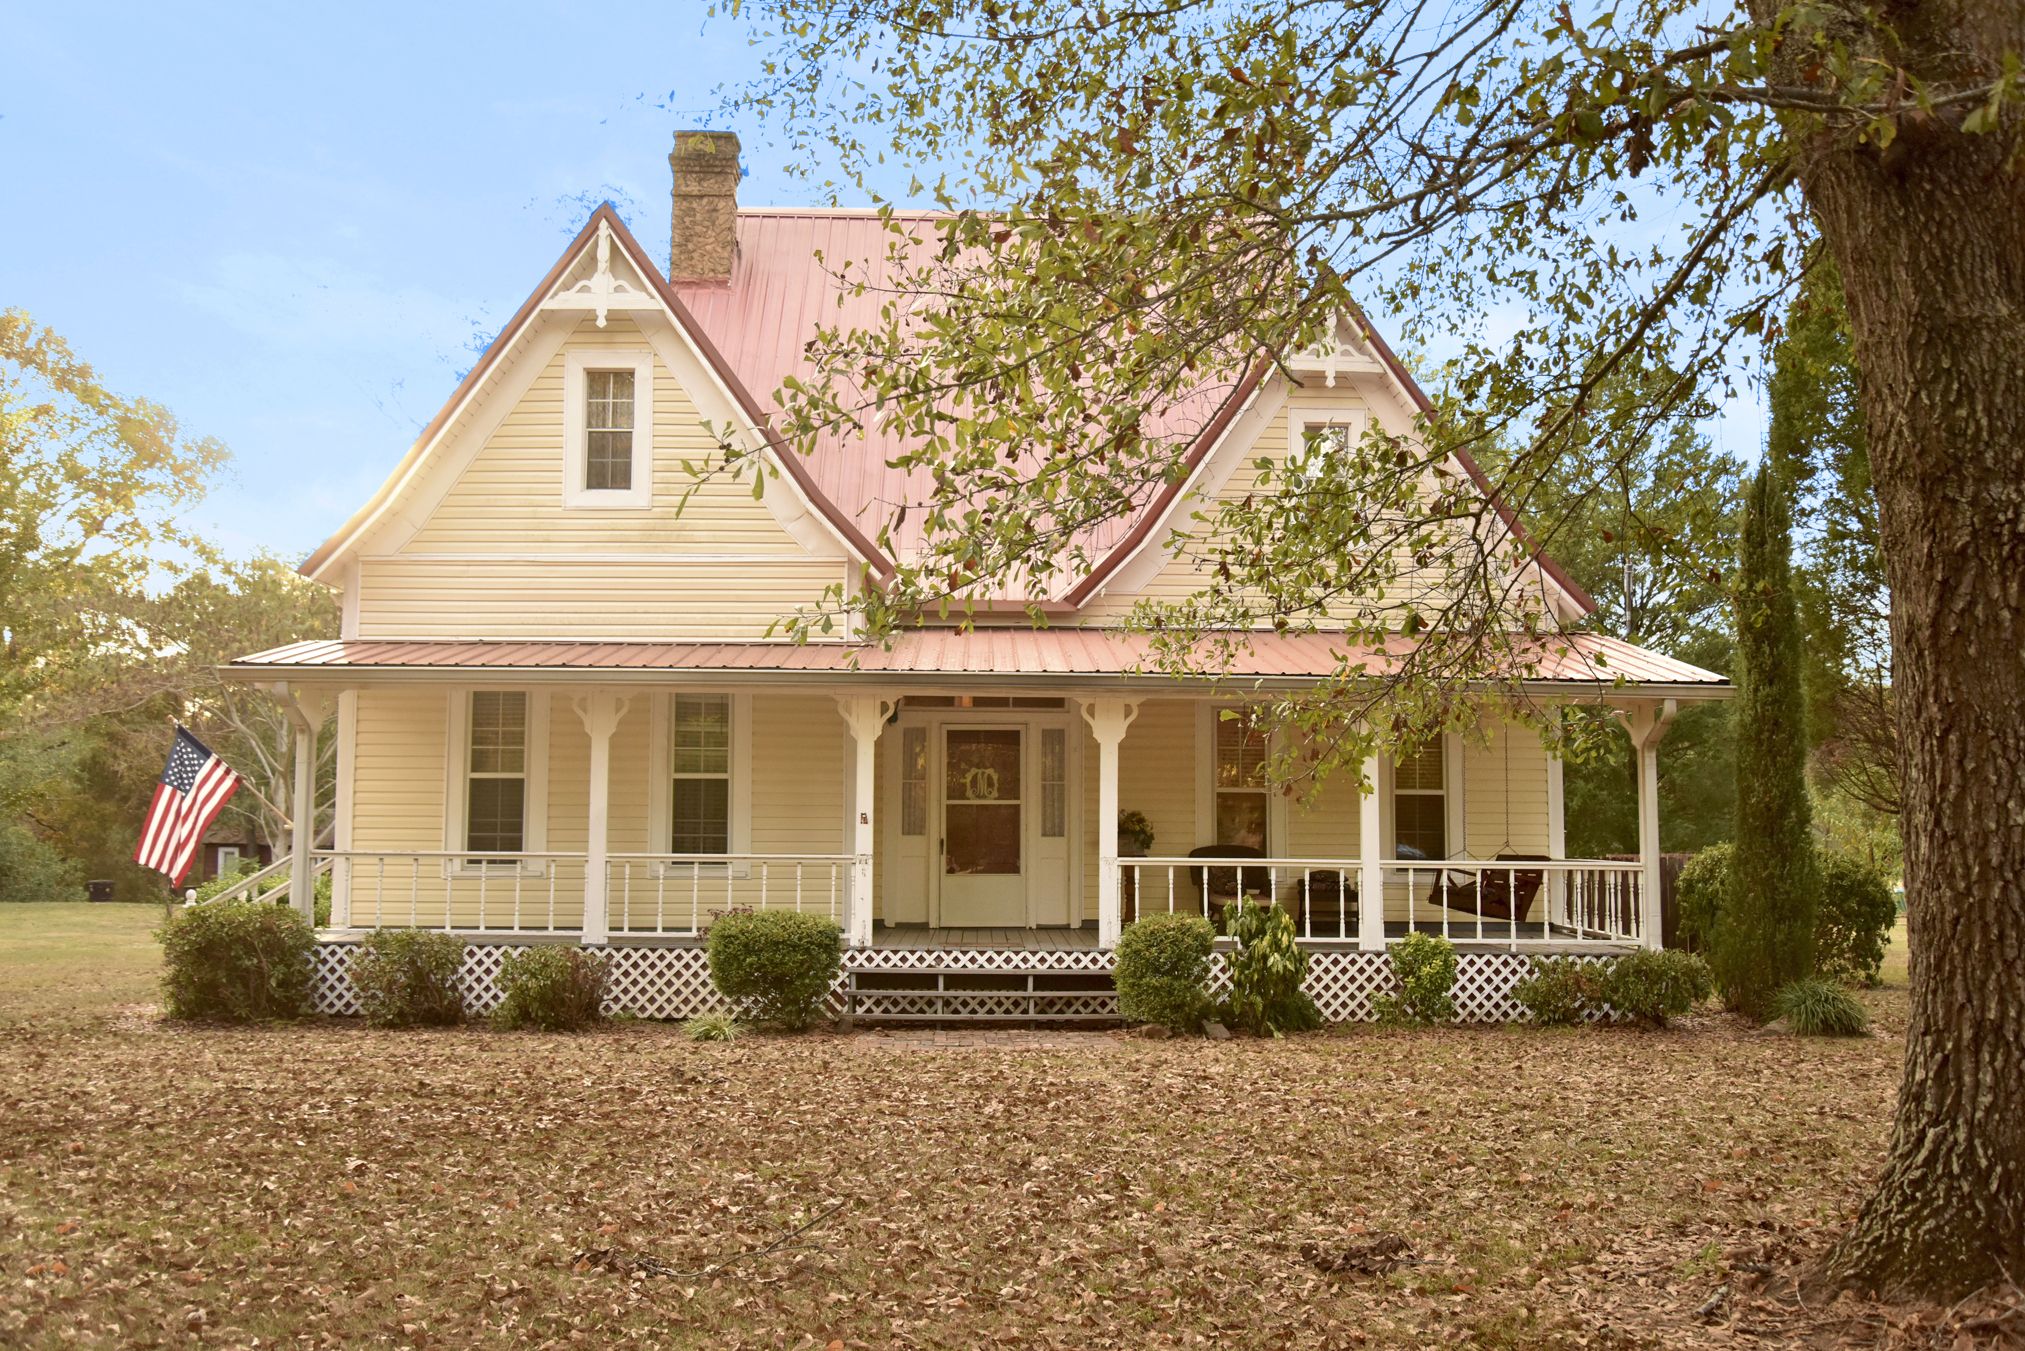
[193, 828, 272, 886]
[228, 133, 1726, 1020]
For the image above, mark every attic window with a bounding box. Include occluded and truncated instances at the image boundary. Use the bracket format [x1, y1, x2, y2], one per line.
[584, 370, 635, 490]
[562, 349, 654, 508]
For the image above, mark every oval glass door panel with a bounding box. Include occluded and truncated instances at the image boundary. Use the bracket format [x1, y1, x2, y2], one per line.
[944, 729, 1022, 875]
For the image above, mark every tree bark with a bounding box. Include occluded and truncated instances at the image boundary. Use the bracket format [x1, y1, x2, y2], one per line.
[1784, 0, 2025, 1298]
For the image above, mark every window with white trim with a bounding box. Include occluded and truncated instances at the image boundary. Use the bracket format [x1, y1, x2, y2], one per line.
[1040, 726, 1067, 838]
[1211, 707, 1271, 852]
[1290, 409, 1368, 463]
[1392, 743, 1446, 859]
[466, 691, 528, 854]
[583, 369, 635, 491]
[670, 694, 732, 854]
[562, 349, 653, 508]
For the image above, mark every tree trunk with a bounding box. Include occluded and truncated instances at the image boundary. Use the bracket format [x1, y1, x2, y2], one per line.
[1789, 2, 2025, 1298]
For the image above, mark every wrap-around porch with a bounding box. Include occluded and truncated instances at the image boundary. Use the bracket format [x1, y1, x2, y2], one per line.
[244, 674, 1686, 956]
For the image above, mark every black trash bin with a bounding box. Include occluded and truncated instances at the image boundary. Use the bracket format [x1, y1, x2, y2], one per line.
[87, 879, 116, 903]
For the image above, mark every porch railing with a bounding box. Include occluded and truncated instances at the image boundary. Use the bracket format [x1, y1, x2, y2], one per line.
[317, 851, 590, 933]
[605, 853, 852, 936]
[184, 854, 333, 907]
[1384, 859, 1644, 946]
[1117, 855, 1645, 946]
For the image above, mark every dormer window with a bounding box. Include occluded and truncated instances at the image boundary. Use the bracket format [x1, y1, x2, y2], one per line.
[562, 349, 654, 508]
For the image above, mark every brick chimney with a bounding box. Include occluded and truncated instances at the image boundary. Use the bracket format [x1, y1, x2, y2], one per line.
[668, 130, 741, 281]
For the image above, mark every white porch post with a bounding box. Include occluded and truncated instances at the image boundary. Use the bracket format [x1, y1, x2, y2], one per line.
[1358, 746, 1386, 952]
[572, 691, 629, 945]
[1623, 698, 1678, 950]
[273, 684, 326, 924]
[1080, 698, 1140, 949]
[836, 694, 895, 948]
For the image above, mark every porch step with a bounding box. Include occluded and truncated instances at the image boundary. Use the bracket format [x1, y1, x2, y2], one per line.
[843, 969, 1119, 1023]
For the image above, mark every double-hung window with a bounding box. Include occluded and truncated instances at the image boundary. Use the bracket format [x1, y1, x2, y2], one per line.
[1211, 707, 1272, 853]
[670, 694, 732, 854]
[562, 350, 654, 507]
[465, 691, 528, 855]
[1392, 743, 1447, 859]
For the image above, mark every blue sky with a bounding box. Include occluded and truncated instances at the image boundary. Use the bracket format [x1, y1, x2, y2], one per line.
[0, 1, 853, 563]
[2, 2, 1765, 567]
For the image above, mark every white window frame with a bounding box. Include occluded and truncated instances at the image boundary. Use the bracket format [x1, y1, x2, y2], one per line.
[443, 688, 551, 873]
[1383, 734, 1466, 861]
[1288, 407, 1370, 463]
[1195, 702, 1290, 854]
[647, 692, 753, 872]
[561, 349, 654, 509]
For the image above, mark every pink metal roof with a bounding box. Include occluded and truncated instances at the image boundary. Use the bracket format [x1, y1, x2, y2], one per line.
[669, 210, 1247, 564]
[231, 631, 1726, 690]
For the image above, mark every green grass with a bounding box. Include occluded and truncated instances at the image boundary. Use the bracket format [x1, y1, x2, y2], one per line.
[0, 902, 164, 1027]
[1879, 917, 1910, 988]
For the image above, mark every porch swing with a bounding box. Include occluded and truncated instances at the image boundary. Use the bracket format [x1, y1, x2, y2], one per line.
[1421, 730, 1550, 929]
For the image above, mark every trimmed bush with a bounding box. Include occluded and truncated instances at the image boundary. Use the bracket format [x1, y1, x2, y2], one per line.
[1816, 853, 1898, 986]
[1374, 932, 1457, 1024]
[1115, 913, 1215, 1032]
[683, 1012, 740, 1042]
[1673, 841, 1733, 954]
[1223, 900, 1319, 1035]
[1774, 977, 1870, 1036]
[351, 930, 465, 1027]
[1510, 956, 1605, 1026]
[706, 910, 842, 1031]
[1600, 948, 1712, 1027]
[158, 901, 315, 1022]
[493, 947, 607, 1031]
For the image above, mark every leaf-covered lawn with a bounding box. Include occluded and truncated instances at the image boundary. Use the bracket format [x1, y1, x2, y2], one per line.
[0, 911, 1984, 1348]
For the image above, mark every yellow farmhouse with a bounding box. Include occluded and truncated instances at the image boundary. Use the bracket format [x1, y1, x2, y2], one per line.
[224, 132, 1727, 1021]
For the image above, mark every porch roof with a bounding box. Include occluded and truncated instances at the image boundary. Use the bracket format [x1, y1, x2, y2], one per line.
[230, 630, 1728, 697]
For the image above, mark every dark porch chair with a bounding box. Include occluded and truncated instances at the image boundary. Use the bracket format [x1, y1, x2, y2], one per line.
[1184, 845, 1270, 925]
[1295, 870, 1358, 936]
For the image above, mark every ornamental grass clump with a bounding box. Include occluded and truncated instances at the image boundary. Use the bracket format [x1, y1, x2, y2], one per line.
[1373, 931, 1457, 1025]
[351, 929, 466, 1027]
[1510, 955, 1605, 1026]
[492, 947, 607, 1031]
[682, 1012, 741, 1042]
[1222, 899, 1319, 1036]
[158, 901, 317, 1022]
[1774, 977, 1870, 1036]
[1114, 912, 1214, 1033]
[706, 910, 842, 1031]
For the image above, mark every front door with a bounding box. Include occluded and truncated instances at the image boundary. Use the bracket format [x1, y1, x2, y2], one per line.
[939, 726, 1026, 925]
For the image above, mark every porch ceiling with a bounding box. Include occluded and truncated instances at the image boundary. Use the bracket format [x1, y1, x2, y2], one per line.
[228, 631, 1728, 697]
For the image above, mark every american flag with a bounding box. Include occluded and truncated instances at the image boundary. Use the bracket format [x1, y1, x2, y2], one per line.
[134, 727, 242, 886]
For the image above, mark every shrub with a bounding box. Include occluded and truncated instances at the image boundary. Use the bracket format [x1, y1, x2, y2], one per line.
[351, 930, 465, 1027]
[706, 910, 843, 1031]
[158, 901, 315, 1022]
[1223, 899, 1319, 1035]
[1600, 949, 1713, 1028]
[1115, 913, 1215, 1032]
[187, 867, 333, 926]
[1510, 956, 1605, 1026]
[1774, 977, 1870, 1036]
[1673, 842, 1733, 954]
[1676, 843, 1896, 991]
[1816, 853, 1898, 986]
[1372, 932, 1457, 1024]
[493, 947, 607, 1031]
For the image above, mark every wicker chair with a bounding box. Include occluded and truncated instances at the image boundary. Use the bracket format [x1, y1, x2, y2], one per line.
[1295, 870, 1358, 936]
[1184, 845, 1270, 925]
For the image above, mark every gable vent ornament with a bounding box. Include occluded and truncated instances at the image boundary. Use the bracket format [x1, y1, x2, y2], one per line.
[545, 217, 650, 328]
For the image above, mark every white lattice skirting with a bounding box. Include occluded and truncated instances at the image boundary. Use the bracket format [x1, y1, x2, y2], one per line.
[310, 940, 1627, 1024]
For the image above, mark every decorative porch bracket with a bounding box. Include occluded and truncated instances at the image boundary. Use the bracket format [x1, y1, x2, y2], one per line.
[571, 691, 633, 945]
[1079, 697, 1142, 949]
[1617, 698, 1679, 950]
[835, 694, 897, 948]
[267, 682, 330, 924]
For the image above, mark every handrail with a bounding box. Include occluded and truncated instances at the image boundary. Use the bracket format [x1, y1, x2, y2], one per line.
[185, 853, 332, 906]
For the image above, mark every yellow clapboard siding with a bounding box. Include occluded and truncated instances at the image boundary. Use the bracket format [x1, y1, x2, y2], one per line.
[354, 556, 844, 639]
